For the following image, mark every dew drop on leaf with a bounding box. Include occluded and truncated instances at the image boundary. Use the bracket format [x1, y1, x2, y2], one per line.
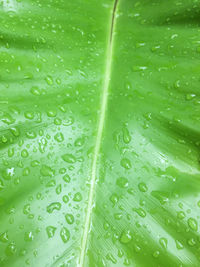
[116, 177, 128, 188]
[46, 226, 57, 238]
[54, 132, 64, 142]
[40, 165, 54, 177]
[120, 230, 132, 244]
[138, 182, 148, 192]
[133, 208, 146, 218]
[63, 174, 71, 183]
[188, 218, 198, 231]
[175, 240, 184, 250]
[159, 237, 167, 249]
[62, 195, 69, 204]
[120, 158, 131, 169]
[46, 202, 61, 213]
[73, 192, 82, 202]
[0, 232, 8, 243]
[62, 154, 76, 163]
[45, 75, 53, 85]
[5, 242, 16, 256]
[60, 227, 70, 243]
[65, 213, 74, 224]
[30, 86, 41, 96]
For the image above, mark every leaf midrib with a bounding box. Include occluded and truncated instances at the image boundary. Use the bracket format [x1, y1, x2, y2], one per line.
[78, 0, 119, 266]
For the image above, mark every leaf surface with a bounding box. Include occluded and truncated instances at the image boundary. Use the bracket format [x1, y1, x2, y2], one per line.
[0, 0, 200, 266]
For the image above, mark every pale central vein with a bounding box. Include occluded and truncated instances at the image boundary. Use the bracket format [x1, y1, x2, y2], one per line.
[78, 1, 119, 266]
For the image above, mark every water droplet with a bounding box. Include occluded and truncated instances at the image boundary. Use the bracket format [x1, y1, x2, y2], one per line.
[56, 184, 62, 195]
[151, 191, 169, 205]
[116, 177, 128, 188]
[10, 127, 20, 137]
[46, 226, 56, 238]
[5, 242, 16, 256]
[174, 80, 180, 89]
[120, 230, 132, 244]
[138, 182, 148, 192]
[177, 211, 185, 220]
[120, 158, 131, 169]
[122, 127, 131, 144]
[133, 208, 146, 218]
[60, 227, 70, 243]
[24, 231, 34, 242]
[187, 238, 196, 247]
[24, 111, 34, 120]
[188, 218, 198, 231]
[153, 250, 160, 258]
[74, 137, 85, 147]
[110, 193, 119, 206]
[21, 149, 29, 158]
[46, 202, 61, 213]
[73, 192, 82, 202]
[30, 86, 41, 96]
[62, 154, 76, 163]
[65, 213, 74, 224]
[23, 204, 30, 215]
[132, 66, 147, 71]
[159, 237, 167, 249]
[186, 93, 196, 100]
[63, 195, 69, 203]
[47, 110, 57, 117]
[106, 253, 117, 264]
[175, 240, 184, 250]
[54, 132, 64, 142]
[63, 174, 71, 183]
[45, 75, 53, 85]
[0, 232, 8, 243]
[40, 165, 54, 177]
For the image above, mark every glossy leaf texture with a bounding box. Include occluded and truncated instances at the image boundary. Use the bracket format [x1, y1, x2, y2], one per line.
[0, 0, 200, 266]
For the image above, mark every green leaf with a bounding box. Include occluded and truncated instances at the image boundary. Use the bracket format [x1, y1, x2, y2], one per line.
[0, 0, 200, 266]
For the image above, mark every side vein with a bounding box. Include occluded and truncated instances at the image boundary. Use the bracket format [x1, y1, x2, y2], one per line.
[78, 0, 119, 266]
